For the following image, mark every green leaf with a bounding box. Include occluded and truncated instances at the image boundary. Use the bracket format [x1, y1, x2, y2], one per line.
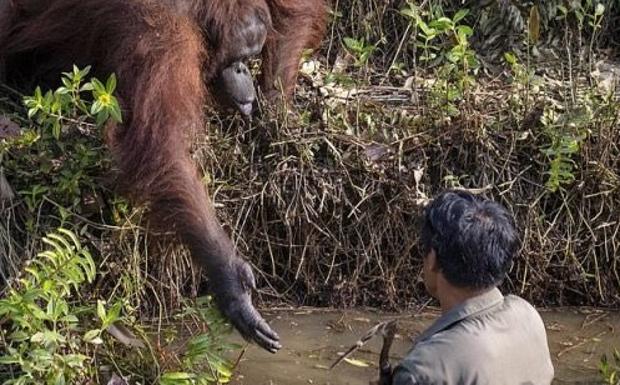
[456, 25, 473, 38]
[9, 330, 30, 342]
[106, 73, 117, 93]
[0, 356, 21, 365]
[80, 82, 94, 92]
[91, 78, 106, 94]
[24, 267, 41, 283]
[63, 354, 87, 368]
[91, 100, 103, 115]
[57, 228, 80, 249]
[429, 17, 452, 31]
[30, 331, 46, 343]
[106, 302, 122, 325]
[452, 9, 469, 23]
[62, 76, 73, 88]
[557, 5, 568, 16]
[40, 238, 66, 261]
[504, 52, 517, 65]
[43, 330, 65, 344]
[27, 303, 48, 320]
[53, 371, 66, 385]
[47, 231, 74, 253]
[109, 103, 123, 123]
[27, 107, 38, 119]
[62, 314, 79, 324]
[417, 20, 435, 37]
[89, 336, 104, 345]
[400, 7, 417, 20]
[343, 37, 360, 51]
[75, 252, 96, 283]
[95, 110, 110, 127]
[575, 10, 584, 24]
[97, 300, 107, 322]
[161, 372, 195, 385]
[80, 65, 92, 77]
[52, 121, 61, 140]
[83, 329, 101, 343]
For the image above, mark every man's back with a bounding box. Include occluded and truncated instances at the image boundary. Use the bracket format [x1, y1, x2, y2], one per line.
[394, 290, 554, 385]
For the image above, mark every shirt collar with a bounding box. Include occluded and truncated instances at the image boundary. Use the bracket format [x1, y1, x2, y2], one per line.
[415, 288, 504, 343]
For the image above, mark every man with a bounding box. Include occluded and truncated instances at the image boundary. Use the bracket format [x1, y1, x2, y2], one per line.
[391, 190, 554, 385]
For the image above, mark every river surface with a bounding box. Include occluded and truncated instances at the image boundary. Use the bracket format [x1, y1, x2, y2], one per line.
[227, 307, 620, 385]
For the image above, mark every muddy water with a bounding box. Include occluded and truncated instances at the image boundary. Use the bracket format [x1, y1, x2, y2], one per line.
[228, 308, 620, 385]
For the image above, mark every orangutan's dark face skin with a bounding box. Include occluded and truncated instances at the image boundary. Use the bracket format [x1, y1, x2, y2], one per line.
[207, 6, 270, 66]
[216, 61, 256, 116]
[209, 7, 269, 115]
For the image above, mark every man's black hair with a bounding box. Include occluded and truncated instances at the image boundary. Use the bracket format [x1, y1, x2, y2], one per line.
[420, 190, 519, 289]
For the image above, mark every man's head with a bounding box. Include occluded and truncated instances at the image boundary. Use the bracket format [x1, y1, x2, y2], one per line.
[420, 190, 519, 298]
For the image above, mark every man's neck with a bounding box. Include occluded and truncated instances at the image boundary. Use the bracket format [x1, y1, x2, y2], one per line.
[438, 284, 495, 314]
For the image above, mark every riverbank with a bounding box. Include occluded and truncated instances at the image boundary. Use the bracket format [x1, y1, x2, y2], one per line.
[228, 307, 619, 385]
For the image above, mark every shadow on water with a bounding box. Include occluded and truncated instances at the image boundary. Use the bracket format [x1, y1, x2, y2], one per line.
[227, 308, 619, 385]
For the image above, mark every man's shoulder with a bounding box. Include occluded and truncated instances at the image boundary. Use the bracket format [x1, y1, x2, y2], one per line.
[502, 294, 546, 324]
[395, 332, 489, 384]
[394, 339, 449, 384]
[395, 335, 469, 383]
[504, 293, 537, 309]
[393, 294, 553, 384]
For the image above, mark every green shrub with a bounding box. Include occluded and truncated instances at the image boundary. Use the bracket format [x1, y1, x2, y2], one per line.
[1, 66, 121, 220]
[0, 229, 99, 384]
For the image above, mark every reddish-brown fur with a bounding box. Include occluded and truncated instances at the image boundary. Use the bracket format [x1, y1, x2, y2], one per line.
[261, 0, 327, 98]
[0, 0, 327, 352]
[2, 0, 226, 264]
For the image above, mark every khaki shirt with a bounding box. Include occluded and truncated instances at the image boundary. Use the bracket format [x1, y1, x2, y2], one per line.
[393, 289, 554, 385]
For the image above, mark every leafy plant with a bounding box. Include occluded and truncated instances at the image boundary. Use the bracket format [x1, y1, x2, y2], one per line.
[0, 226, 237, 385]
[558, 1, 606, 41]
[600, 350, 620, 385]
[401, 5, 475, 67]
[557, 1, 607, 74]
[541, 106, 590, 192]
[0, 229, 98, 385]
[400, 4, 479, 114]
[343, 37, 381, 68]
[3, 66, 121, 214]
[543, 134, 584, 192]
[504, 52, 539, 95]
[24, 65, 121, 139]
[160, 297, 238, 385]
